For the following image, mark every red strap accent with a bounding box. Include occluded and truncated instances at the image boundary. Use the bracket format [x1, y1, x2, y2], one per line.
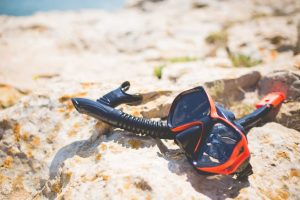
[256, 92, 285, 108]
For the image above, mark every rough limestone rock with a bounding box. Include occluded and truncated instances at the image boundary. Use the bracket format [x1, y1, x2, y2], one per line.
[204, 71, 261, 104]
[1, 0, 300, 199]
[246, 123, 300, 200]
[258, 70, 300, 101]
[0, 84, 26, 110]
[0, 80, 299, 200]
[49, 123, 300, 200]
[276, 102, 300, 132]
[1, 0, 299, 92]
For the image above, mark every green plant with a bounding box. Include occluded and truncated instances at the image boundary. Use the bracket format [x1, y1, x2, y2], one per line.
[229, 53, 262, 67]
[153, 65, 165, 79]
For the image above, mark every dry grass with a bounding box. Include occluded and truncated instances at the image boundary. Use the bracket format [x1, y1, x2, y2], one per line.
[230, 103, 255, 119]
[168, 56, 198, 63]
[205, 31, 228, 47]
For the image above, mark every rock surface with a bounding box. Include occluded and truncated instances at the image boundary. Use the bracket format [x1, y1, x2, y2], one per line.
[0, 85, 299, 199]
[0, 84, 27, 109]
[1, 0, 300, 199]
[258, 70, 300, 101]
[276, 101, 300, 132]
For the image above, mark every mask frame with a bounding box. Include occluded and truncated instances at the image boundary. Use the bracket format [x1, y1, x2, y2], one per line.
[168, 86, 250, 175]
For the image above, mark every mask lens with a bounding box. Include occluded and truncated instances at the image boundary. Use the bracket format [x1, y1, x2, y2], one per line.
[195, 122, 242, 167]
[169, 87, 210, 128]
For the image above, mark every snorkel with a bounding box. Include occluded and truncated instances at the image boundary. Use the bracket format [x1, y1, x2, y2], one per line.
[72, 81, 285, 179]
[72, 82, 173, 139]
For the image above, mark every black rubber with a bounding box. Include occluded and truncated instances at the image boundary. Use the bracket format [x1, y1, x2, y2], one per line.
[97, 81, 142, 107]
[235, 104, 272, 132]
[72, 98, 174, 139]
[117, 112, 174, 139]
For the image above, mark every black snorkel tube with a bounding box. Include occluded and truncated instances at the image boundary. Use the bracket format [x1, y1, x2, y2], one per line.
[236, 92, 285, 132]
[72, 82, 174, 139]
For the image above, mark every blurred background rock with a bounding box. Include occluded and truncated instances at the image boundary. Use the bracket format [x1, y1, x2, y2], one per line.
[0, 0, 300, 199]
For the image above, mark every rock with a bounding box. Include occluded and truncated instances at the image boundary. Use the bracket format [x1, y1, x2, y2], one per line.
[1, 0, 300, 199]
[258, 70, 300, 101]
[205, 71, 261, 105]
[0, 84, 26, 109]
[192, 0, 209, 9]
[294, 55, 300, 69]
[0, 77, 299, 199]
[265, 35, 287, 45]
[126, 0, 165, 9]
[0, 81, 113, 200]
[246, 123, 300, 200]
[294, 21, 300, 55]
[276, 101, 300, 131]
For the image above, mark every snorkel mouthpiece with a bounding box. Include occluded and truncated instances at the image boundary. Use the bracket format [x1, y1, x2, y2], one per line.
[71, 98, 84, 113]
[72, 97, 125, 127]
[71, 81, 284, 179]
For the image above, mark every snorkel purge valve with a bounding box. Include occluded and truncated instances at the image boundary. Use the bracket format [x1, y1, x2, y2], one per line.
[72, 81, 285, 179]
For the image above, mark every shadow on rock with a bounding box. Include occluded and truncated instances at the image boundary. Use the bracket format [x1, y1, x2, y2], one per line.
[49, 127, 156, 179]
[156, 139, 250, 200]
[49, 124, 111, 179]
[109, 130, 158, 149]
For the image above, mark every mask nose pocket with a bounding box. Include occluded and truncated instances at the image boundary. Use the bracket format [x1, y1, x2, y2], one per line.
[175, 125, 203, 158]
